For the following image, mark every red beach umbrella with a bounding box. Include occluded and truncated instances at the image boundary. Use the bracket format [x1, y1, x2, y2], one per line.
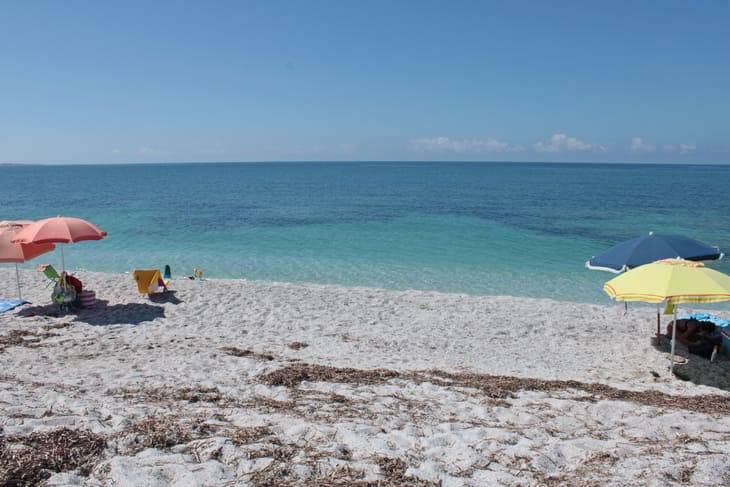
[11, 216, 107, 274]
[11, 216, 107, 245]
[0, 221, 56, 299]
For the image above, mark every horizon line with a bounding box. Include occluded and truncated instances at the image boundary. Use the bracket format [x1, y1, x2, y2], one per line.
[1, 159, 729, 167]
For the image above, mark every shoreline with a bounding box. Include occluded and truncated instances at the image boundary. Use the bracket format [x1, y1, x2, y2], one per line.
[1, 268, 729, 485]
[11, 265, 636, 306]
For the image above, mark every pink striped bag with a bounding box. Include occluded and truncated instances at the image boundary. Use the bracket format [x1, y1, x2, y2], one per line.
[80, 290, 96, 309]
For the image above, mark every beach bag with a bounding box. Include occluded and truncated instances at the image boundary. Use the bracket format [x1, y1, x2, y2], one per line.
[52, 281, 77, 305]
[80, 290, 96, 309]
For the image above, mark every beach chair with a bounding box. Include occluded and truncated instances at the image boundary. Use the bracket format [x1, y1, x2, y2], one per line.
[37, 264, 60, 284]
[133, 269, 169, 296]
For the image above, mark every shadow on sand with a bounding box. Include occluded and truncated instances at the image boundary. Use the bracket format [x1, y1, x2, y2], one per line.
[17, 300, 166, 326]
[654, 337, 730, 392]
[16, 303, 62, 319]
[75, 300, 166, 326]
[149, 291, 183, 305]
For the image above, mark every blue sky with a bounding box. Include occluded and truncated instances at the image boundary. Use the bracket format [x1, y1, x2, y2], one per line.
[1, 1, 728, 164]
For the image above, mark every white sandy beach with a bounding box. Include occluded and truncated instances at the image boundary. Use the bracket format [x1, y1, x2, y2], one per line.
[1, 268, 729, 486]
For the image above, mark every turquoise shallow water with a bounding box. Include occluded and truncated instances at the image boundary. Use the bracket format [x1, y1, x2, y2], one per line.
[1, 162, 729, 303]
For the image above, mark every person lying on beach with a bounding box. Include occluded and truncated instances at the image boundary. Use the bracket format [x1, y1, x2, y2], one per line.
[667, 319, 723, 360]
[666, 319, 714, 345]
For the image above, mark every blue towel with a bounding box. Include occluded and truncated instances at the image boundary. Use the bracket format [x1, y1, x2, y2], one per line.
[688, 313, 730, 329]
[0, 298, 27, 313]
[688, 313, 730, 356]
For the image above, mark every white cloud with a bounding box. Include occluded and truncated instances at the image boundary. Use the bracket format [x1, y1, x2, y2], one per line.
[533, 133, 603, 153]
[138, 146, 172, 156]
[409, 136, 524, 153]
[661, 142, 697, 154]
[630, 137, 654, 153]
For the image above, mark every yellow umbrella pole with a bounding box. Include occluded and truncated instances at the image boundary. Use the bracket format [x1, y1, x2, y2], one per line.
[669, 304, 678, 373]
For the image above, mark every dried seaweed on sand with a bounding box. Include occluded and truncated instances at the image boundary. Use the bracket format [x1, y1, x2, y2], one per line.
[422, 369, 730, 415]
[374, 456, 440, 486]
[114, 416, 216, 455]
[221, 346, 275, 361]
[0, 428, 106, 486]
[261, 363, 399, 388]
[0, 329, 59, 353]
[260, 363, 730, 415]
[227, 426, 273, 445]
[109, 385, 227, 405]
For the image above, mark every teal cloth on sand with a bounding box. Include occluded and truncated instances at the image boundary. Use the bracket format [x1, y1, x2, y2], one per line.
[0, 299, 27, 313]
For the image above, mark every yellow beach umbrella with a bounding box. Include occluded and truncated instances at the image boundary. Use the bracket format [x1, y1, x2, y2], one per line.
[604, 259, 730, 370]
[604, 259, 730, 304]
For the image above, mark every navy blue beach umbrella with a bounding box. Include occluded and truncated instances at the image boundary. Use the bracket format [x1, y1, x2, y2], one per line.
[586, 232, 723, 338]
[587, 233, 723, 336]
[586, 233, 723, 273]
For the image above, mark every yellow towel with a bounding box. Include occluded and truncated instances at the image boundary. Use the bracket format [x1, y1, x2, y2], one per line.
[133, 269, 162, 295]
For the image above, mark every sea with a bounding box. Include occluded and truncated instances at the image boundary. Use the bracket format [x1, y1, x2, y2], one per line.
[2, 162, 729, 303]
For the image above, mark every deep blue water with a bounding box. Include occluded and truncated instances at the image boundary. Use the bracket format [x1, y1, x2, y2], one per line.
[2, 162, 729, 302]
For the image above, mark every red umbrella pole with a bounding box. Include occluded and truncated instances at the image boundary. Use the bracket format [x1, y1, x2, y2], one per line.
[15, 263, 21, 300]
